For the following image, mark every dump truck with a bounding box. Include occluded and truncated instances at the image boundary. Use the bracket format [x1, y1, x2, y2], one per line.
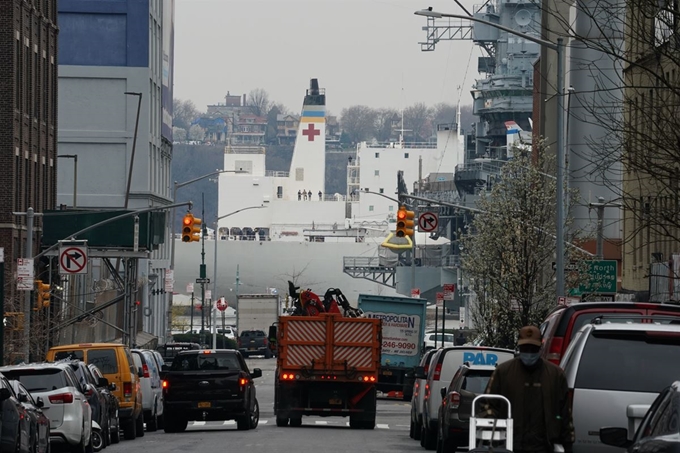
[357, 294, 428, 401]
[272, 313, 382, 429]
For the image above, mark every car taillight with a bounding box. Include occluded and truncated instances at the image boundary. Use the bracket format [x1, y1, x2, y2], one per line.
[433, 362, 442, 381]
[546, 337, 564, 365]
[263, 337, 268, 346]
[162, 380, 169, 390]
[449, 391, 460, 409]
[49, 392, 74, 404]
[84, 386, 94, 397]
[142, 364, 150, 378]
[124, 382, 132, 397]
[239, 378, 248, 386]
[424, 363, 430, 375]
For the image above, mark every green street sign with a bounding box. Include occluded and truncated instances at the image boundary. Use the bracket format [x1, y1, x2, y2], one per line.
[569, 260, 618, 295]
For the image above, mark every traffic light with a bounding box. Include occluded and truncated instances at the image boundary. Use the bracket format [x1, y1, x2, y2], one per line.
[35, 280, 51, 308]
[182, 213, 202, 242]
[396, 206, 415, 238]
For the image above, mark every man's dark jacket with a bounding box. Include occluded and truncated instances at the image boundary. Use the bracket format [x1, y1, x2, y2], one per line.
[484, 358, 575, 452]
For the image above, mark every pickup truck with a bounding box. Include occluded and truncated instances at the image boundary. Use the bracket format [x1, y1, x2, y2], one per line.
[237, 330, 272, 358]
[160, 349, 262, 432]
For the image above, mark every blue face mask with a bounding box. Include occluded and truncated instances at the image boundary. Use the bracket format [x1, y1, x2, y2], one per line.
[519, 352, 541, 367]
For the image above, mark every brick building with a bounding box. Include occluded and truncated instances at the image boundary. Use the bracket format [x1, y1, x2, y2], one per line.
[0, 2, 59, 305]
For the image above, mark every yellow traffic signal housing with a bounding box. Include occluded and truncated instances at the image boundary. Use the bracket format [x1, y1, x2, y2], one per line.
[182, 213, 202, 242]
[396, 206, 415, 238]
[35, 280, 51, 308]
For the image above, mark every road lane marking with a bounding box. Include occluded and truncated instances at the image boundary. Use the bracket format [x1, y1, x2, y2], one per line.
[222, 420, 236, 425]
[315, 421, 328, 425]
[193, 421, 206, 426]
[376, 424, 389, 429]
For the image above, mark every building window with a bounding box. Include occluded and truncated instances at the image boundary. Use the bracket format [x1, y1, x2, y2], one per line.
[374, 170, 379, 176]
[369, 205, 374, 212]
[405, 153, 410, 158]
[379, 188, 384, 193]
[375, 152, 380, 158]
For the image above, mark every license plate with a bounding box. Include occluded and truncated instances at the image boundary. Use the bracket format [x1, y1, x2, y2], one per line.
[329, 398, 342, 405]
[382, 371, 392, 376]
[249, 347, 256, 350]
[198, 402, 211, 408]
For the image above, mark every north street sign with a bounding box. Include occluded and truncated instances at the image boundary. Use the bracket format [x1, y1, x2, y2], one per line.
[570, 260, 618, 295]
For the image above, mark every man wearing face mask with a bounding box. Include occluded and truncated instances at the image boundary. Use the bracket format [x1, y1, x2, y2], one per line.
[482, 325, 574, 453]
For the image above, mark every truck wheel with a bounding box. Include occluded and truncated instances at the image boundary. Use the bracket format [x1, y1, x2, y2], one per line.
[249, 399, 260, 429]
[289, 417, 302, 427]
[163, 414, 188, 433]
[414, 419, 422, 440]
[276, 416, 289, 427]
[264, 349, 272, 359]
[237, 404, 252, 431]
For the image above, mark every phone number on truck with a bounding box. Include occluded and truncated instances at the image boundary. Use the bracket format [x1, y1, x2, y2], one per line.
[382, 341, 417, 350]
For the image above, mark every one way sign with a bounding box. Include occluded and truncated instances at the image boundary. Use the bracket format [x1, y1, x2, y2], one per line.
[59, 245, 89, 275]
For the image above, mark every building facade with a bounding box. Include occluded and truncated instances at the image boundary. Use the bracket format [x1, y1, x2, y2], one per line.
[57, 0, 174, 342]
[622, 0, 679, 298]
[0, 0, 59, 359]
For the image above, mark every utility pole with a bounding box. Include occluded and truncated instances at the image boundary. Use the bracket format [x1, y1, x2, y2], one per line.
[0, 247, 4, 366]
[200, 193, 207, 346]
[589, 197, 622, 259]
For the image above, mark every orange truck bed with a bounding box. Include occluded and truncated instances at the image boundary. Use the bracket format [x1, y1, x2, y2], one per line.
[277, 313, 382, 379]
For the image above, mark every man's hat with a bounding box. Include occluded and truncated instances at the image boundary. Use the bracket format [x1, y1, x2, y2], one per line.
[517, 325, 542, 347]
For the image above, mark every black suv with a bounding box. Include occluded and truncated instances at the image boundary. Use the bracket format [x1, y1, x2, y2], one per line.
[238, 330, 272, 358]
[437, 363, 497, 452]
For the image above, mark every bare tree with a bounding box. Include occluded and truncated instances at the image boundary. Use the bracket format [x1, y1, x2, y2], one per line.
[404, 103, 433, 141]
[339, 105, 377, 144]
[432, 102, 458, 128]
[173, 127, 187, 142]
[374, 108, 400, 142]
[188, 124, 206, 142]
[461, 145, 583, 348]
[173, 99, 201, 130]
[247, 88, 271, 117]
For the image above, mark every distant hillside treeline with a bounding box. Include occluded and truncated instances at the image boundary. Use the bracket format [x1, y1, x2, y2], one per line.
[171, 144, 353, 231]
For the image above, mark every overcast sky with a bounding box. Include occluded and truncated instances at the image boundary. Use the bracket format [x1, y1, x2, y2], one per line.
[173, 0, 480, 115]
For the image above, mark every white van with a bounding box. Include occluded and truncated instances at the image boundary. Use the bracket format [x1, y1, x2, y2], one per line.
[418, 346, 515, 450]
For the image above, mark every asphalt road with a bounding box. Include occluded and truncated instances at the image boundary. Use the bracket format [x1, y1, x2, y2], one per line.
[98, 357, 426, 453]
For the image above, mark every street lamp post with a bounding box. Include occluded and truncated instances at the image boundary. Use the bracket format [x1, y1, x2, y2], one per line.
[415, 9, 567, 298]
[212, 205, 267, 317]
[167, 169, 246, 339]
[124, 92, 143, 210]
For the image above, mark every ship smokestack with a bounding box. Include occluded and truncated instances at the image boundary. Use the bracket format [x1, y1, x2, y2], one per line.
[310, 79, 319, 95]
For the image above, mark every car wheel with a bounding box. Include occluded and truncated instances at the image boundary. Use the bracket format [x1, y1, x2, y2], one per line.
[122, 418, 136, 440]
[289, 417, 302, 427]
[135, 412, 145, 437]
[147, 407, 158, 432]
[249, 399, 260, 429]
[110, 415, 120, 444]
[91, 429, 104, 452]
[414, 418, 422, 441]
[409, 420, 415, 438]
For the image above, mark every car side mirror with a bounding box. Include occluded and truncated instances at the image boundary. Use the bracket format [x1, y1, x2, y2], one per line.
[0, 388, 9, 401]
[36, 397, 44, 408]
[251, 368, 263, 379]
[599, 427, 632, 448]
[440, 387, 447, 399]
[98, 377, 109, 387]
[108, 383, 117, 391]
[268, 325, 277, 344]
[414, 366, 426, 379]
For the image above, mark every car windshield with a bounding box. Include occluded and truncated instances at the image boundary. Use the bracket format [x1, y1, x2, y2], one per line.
[575, 331, 680, 393]
[2, 368, 68, 392]
[428, 334, 454, 342]
[54, 350, 84, 361]
[170, 353, 240, 371]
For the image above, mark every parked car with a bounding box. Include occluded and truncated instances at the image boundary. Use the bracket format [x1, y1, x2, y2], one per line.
[131, 349, 164, 431]
[418, 346, 515, 450]
[88, 364, 120, 444]
[600, 381, 680, 452]
[63, 360, 111, 446]
[0, 372, 25, 453]
[540, 301, 680, 365]
[0, 362, 92, 452]
[409, 349, 438, 440]
[437, 363, 496, 452]
[560, 319, 680, 452]
[8, 380, 50, 453]
[156, 343, 201, 366]
[46, 343, 144, 441]
[216, 326, 236, 340]
[423, 332, 456, 350]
